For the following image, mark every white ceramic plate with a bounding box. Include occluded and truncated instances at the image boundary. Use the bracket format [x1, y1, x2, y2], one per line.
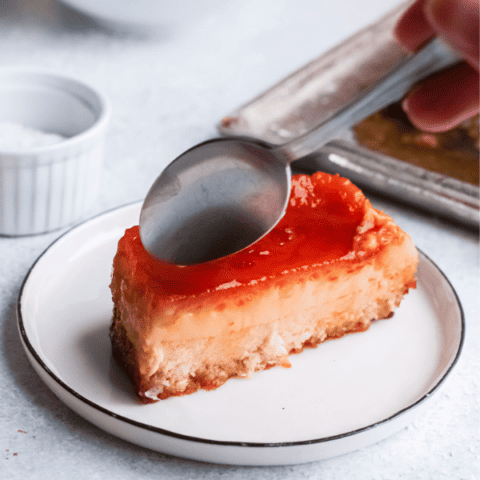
[17, 202, 464, 466]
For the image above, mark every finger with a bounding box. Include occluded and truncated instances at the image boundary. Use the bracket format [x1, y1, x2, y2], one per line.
[425, 0, 480, 70]
[402, 62, 480, 131]
[394, 0, 435, 51]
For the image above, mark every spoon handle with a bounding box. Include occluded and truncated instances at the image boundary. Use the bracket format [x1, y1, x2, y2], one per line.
[281, 38, 461, 160]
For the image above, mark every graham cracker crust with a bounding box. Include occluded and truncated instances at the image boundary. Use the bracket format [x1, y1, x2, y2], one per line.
[110, 306, 394, 404]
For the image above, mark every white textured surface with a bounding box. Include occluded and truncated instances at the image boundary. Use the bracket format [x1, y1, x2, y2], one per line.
[0, 0, 478, 478]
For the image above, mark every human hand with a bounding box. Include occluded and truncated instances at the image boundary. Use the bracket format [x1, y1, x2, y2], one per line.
[394, 0, 479, 132]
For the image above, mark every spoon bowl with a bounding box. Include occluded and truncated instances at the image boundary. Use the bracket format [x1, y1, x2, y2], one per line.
[140, 137, 290, 265]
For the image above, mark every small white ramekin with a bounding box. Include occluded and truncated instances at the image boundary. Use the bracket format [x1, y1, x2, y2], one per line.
[0, 69, 110, 236]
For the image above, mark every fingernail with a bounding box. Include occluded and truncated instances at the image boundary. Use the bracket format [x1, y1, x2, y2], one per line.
[401, 97, 411, 114]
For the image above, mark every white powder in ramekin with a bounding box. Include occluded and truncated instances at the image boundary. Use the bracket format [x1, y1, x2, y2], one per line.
[0, 122, 65, 149]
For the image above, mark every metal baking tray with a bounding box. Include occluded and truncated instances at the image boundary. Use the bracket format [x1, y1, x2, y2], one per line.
[217, 3, 479, 228]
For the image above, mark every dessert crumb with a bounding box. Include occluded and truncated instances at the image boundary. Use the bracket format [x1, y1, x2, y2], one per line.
[220, 116, 238, 128]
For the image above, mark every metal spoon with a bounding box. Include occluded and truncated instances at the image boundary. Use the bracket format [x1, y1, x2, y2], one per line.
[140, 38, 459, 265]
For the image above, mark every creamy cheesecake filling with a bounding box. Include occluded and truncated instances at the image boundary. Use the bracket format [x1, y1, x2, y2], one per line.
[109, 172, 418, 402]
[114, 234, 416, 385]
[113, 207, 411, 348]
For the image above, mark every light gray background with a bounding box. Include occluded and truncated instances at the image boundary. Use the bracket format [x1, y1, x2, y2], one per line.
[1, 1, 478, 478]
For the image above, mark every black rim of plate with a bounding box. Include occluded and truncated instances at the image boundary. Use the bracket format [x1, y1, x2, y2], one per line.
[16, 201, 466, 449]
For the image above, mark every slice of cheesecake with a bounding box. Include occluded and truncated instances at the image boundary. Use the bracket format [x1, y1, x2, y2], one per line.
[110, 172, 417, 403]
